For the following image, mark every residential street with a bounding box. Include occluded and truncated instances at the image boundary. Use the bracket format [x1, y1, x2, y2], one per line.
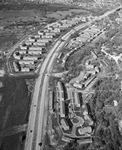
[24, 5, 122, 150]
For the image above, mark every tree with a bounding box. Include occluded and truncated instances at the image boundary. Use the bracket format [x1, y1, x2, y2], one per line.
[88, 76, 122, 150]
[63, 140, 78, 150]
[71, 32, 79, 39]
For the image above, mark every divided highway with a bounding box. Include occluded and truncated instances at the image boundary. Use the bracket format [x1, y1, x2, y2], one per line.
[24, 30, 75, 150]
[24, 5, 122, 150]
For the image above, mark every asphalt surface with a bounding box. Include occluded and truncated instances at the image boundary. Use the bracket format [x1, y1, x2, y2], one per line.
[24, 5, 122, 150]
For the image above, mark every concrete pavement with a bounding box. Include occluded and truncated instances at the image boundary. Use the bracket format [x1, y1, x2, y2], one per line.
[24, 5, 122, 150]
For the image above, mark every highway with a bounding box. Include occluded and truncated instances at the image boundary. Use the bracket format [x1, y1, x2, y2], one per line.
[24, 32, 72, 150]
[24, 5, 122, 150]
[6, 5, 122, 74]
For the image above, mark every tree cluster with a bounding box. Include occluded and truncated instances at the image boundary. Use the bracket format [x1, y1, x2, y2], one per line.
[87, 77, 122, 150]
[105, 28, 119, 39]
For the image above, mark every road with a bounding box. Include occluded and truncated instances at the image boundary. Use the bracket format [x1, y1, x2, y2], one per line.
[6, 5, 122, 74]
[24, 31, 73, 150]
[24, 5, 122, 150]
[6, 25, 46, 73]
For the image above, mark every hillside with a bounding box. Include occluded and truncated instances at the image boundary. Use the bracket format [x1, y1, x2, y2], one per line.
[0, 0, 121, 8]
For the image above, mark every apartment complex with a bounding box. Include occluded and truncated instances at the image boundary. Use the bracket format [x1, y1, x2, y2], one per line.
[55, 81, 94, 142]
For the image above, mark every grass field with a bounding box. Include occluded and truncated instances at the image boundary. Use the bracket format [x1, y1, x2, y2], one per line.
[0, 74, 30, 150]
[46, 9, 89, 19]
[0, 3, 90, 150]
[0, 4, 90, 53]
[0, 9, 44, 52]
[0, 10, 45, 26]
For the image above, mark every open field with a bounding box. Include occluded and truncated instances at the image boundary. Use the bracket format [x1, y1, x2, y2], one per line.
[0, 10, 44, 26]
[0, 4, 90, 53]
[0, 75, 30, 150]
[46, 9, 89, 19]
[0, 3, 90, 150]
[0, 9, 45, 52]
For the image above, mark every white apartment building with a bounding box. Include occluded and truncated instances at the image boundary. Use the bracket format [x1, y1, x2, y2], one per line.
[33, 42, 46, 46]
[20, 45, 28, 50]
[28, 51, 42, 55]
[38, 31, 44, 35]
[29, 46, 43, 51]
[23, 56, 38, 61]
[21, 67, 30, 72]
